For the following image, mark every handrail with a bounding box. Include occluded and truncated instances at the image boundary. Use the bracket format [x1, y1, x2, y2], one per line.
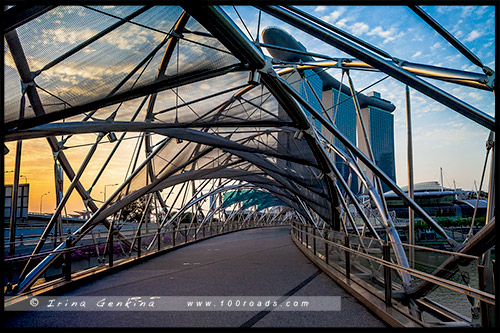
[291, 223, 495, 305]
[315, 227, 482, 261]
[388, 241, 480, 261]
[4, 220, 291, 295]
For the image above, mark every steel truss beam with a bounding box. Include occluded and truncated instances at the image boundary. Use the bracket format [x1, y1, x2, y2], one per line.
[5, 29, 133, 282]
[147, 168, 311, 219]
[4, 121, 296, 142]
[183, 5, 344, 230]
[8, 6, 494, 308]
[5, 64, 244, 132]
[148, 183, 250, 250]
[17, 125, 319, 292]
[15, 138, 171, 293]
[143, 10, 192, 221]
[274, 60, 492, 91]
[4, 5, 56, 33]
[257, 5, 495, 131]
[277, 74, 460, 249]
[308, 127, 411, 286]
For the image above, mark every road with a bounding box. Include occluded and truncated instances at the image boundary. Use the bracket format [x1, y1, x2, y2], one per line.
[4, 226, 386, 327]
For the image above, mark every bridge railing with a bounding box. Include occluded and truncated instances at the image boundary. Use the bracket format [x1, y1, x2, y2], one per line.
[291, 221, 495, 327]
[4, 219, 291, 296]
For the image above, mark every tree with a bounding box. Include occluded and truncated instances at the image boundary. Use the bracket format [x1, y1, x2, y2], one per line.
[120, 195, 154, 223]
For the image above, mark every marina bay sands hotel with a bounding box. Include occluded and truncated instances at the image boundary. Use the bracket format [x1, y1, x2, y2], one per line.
[263, 27, 396, 194]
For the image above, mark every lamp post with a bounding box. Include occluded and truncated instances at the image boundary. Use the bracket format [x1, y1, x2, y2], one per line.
[40, 192, 49, 214]
[104, 183, 119, 202]
[5, 171, 27, 183]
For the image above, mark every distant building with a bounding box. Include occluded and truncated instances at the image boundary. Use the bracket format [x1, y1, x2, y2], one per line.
[4, 184, 29, 220]
[263, 26, 397, 195]
[359, 91, 396, 193]
[277, 69, 323, 172]
[383, 181, 488, 219]
[322, 87, 359, 194]
[322, 89, 396, 194]
[281, 69, 323, 131]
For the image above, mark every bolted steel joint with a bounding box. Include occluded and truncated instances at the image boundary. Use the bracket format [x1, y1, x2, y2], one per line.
[20, 80, 35, 94]
[248, 70, 261, 85]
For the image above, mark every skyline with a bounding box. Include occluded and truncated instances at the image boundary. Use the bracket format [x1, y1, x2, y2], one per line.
[4, 5, 495, 214]
[224, 5, 494, 191]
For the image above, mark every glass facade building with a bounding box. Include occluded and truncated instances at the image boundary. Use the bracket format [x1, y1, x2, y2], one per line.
[329, 89, 359, 194]
[366, 105, 396, 192]
[280, 69, 396, 195]
[322, 89, 396, 195]
[299, 69, 323, 131]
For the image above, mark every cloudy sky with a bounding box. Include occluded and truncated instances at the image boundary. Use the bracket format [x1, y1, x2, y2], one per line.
[224, 5, 495, 190]
[4, 5, 495, 214]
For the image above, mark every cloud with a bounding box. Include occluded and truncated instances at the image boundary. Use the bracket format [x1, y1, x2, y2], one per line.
[431, 42, 442, 50]
[460, 7, 475, 18]
[315, 6, 327, 12]
[450, 20, 463, 34]
[101, 25, 164, 50]
[411, 51, 422, 58]
[475, 6, 488, 17]
[366, 26, 404, 44]
[468, 91, 482, 101]
[335, 18, 350, 28]
[464, 30, 481, 42]
[321, 7, 346, 23]
[437, 7, 454, 14]
[200, 82, 212, 90]
[41, 27, 98, 46]
[351, 22, 370, 35]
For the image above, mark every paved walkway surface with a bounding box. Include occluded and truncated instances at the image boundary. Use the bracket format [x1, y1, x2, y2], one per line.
[4, 227, 386, 328]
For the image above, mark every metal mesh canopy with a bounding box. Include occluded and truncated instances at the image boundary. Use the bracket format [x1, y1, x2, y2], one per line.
[4, 5, 338, 226]
[4, 6, 239, 122]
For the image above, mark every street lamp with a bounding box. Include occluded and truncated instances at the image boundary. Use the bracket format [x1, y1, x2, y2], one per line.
[40, 192, 50, 214]
[104, 183, 119, 202]
[4, 171, 27, 183]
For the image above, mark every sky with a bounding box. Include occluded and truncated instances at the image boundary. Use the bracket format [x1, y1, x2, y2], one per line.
[4, 5, 496, 214]
[223, 5, 495, 190]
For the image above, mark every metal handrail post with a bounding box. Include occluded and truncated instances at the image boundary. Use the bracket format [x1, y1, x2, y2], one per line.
[313, 227, 317, 255]
[108, 230, 114, 267]
[383, 242, 392, 306]
[158, 225, 161, 251]
[325, 230, 329, 264]
[63, 233, 73, 281]
[305, 225, 309, 248]
[137, 225, 141, 258]
[345, 234, 350, 279]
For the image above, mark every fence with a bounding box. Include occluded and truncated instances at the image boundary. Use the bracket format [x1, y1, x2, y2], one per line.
[4, 218, 291, 296]
[291, 221, 495, 327]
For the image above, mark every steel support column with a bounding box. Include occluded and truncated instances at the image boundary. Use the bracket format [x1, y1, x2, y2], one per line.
[277, 74, 458, 249]
[405, 86, 415, 268]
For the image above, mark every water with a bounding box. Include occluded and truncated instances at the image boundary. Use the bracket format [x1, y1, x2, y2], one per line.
[413, 249, 495, 321]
